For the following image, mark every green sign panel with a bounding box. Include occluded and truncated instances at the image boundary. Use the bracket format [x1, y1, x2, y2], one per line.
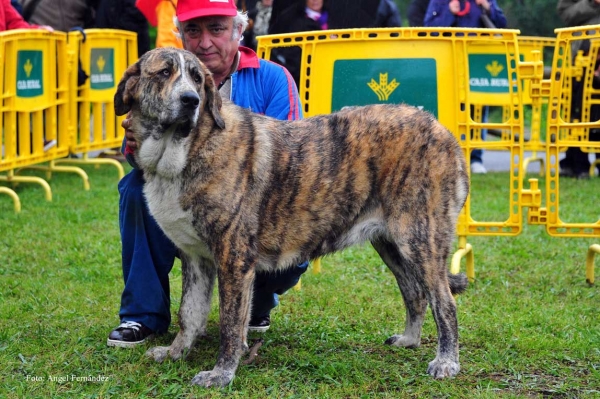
[90, 48, 115, 90]
[468, 54, 511, 93]
[331, 58, 438, 117]
[16, 50, 43, 98]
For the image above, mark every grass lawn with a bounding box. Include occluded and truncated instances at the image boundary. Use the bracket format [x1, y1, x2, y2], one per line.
[1, 165, 599, 398]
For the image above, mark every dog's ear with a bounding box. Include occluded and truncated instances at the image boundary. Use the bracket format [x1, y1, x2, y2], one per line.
[202, 64, 226, 130]
[114, 61, 141, 116]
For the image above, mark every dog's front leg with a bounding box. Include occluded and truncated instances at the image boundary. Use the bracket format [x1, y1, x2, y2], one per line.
[190, 250, 255, 388]
[147, 254, 216, 362]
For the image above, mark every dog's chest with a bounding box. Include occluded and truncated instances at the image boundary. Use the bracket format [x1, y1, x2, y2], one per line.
[143, 177, 211, 259]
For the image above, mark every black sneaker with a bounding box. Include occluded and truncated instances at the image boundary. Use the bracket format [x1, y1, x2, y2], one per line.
[248, 315, 270, 333]
[107, 321, 154, 348]
[560, 167, 590, 179]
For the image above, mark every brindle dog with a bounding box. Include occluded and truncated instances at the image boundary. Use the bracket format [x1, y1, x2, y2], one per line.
[114, 47, 470, 388]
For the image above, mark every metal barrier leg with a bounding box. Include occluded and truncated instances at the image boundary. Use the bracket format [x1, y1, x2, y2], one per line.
[585, 244, 599, 286]
[54, 153, 125, 180]
[312, 257, 322, 274]
[21, 161, 90, 191]
[589, 159, 599, 177]
[0, 171, 52, 201]
[451, 236, 474, 282]
[523, 150, 545, 176]
[293, 257, 323, 291]
[0, 186, 21, 212]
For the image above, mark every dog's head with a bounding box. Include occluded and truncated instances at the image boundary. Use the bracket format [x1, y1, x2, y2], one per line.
[114, 47, 225, 133]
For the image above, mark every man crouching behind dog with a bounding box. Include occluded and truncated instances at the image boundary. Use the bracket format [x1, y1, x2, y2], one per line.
[107, 0, 310, 350]
[113, 7, 470, 391]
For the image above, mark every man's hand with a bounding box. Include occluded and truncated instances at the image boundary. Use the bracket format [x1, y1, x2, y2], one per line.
[121, 114, 138, 151]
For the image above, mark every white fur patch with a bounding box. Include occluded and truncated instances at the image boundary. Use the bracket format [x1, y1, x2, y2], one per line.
[144, 176, 212, 260]
[138, 126, 191, 178]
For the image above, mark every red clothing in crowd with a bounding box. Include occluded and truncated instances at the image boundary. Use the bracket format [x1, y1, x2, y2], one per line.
[0, 0, 38, 31]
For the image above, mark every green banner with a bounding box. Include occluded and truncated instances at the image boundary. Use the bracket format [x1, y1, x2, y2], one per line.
[468, 54, 511, 93]
[331, 58, 438, 117]
[16, 50, 43, 98]
[90, 48, 115, 90]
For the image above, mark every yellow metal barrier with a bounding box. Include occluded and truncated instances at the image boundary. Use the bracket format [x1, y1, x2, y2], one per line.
[0, 29, 88, 210]
[54, 29, 138, 179]
[258, 27, 540, 280]
[543, 26, 600, 238]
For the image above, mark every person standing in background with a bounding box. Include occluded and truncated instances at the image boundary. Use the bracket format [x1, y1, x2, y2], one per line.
[425, 0, 507, 174]
[244, 0, 272, 51]
[556, 0, 600, 178]
[408, 0, 431, 26]
[424, 0, 506, 29]
[2, 0, 52, 30]
[375, 0, 401, 27]
[269, 0, 329, 86]
[95, 0, 150, 57]
[20, 0, 96, 32]
[155, 0, 182, 48]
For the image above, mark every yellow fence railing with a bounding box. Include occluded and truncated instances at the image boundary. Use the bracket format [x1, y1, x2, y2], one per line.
[0, 29, 85, 209]
[541, 26, 600, 283]
[258, 26, 598, 285]
[258, 27, 536, 282]
[54, 29, 138, 178]
[0, 29, 137, 212]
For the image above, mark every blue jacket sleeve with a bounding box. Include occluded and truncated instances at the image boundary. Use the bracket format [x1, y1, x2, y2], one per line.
[424, 0, 457, 27]
[487, 1, 507, 28]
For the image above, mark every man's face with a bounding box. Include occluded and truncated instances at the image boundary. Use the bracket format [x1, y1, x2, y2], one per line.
[306, 0, 323, 12]
[180, 16, 240, 78]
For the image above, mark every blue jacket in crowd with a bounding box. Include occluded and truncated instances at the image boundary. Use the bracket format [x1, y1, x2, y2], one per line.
[424, 0, 507, 28]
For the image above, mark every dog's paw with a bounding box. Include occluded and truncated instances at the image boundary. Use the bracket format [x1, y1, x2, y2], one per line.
[427, 357, 460, 379]
[190, 369, 234, 388]
[145, 346, 171, 363]
[384, 334, 420, 348]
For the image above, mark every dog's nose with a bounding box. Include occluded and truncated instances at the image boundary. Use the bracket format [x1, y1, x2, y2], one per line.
[180, 91, 200, 109]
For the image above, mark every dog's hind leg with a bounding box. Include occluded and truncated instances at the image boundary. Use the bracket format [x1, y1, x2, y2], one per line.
[146, 254, 216, 362]
[372, 234, 461, 379]
[371, 238, 428, 349]
[423, 271, 461, 379]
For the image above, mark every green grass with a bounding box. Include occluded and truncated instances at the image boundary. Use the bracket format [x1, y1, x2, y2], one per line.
[1, 166, 599, 398]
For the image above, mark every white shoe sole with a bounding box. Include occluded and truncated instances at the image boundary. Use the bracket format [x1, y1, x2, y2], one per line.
[248, 325, 270, 333]
[470, 162, 487, 174]
[106, 335, 154, 348]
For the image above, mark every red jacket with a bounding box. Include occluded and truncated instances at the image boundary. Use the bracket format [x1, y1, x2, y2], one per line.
[1, 0, 37, 31]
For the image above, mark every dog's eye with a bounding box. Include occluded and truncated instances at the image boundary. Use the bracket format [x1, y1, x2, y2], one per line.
[160, 69, 170, 77]
[193, 74, 202, 83]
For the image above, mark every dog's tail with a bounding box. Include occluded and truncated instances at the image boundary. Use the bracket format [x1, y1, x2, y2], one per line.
[448, 272, 469, 295]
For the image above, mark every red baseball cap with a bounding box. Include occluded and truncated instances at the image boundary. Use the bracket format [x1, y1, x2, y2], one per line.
[177, 0, 238, 22]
